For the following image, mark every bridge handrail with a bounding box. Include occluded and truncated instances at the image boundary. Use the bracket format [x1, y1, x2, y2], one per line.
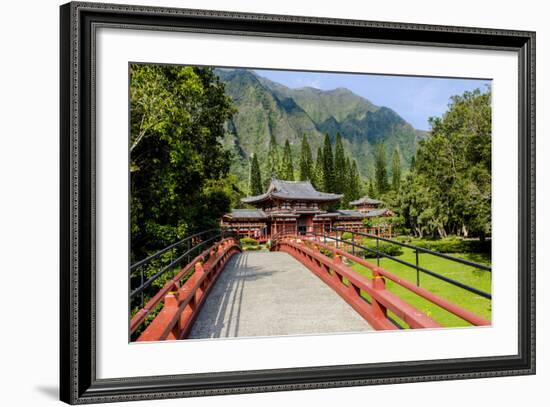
[279, 231, 491, 300]
[130, 234, 221, 299]
[130, 237, 240, 335]
[130, 228, 221, 272]
[291, 236, 490, 326]
[136, 239, 241, 341]
[333, 227, 491, 272]
[273, 237, 442, 329]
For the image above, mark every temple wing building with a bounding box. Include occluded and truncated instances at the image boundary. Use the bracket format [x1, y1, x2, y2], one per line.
[221, 179, 367, 238]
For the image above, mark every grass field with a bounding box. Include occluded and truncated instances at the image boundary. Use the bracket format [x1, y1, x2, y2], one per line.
[349, 247, 492, 328]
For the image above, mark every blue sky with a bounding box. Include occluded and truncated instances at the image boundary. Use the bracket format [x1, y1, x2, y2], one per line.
[254, 69, 491, 131]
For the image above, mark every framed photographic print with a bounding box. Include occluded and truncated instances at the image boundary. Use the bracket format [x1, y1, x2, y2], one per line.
[60, 1, 535, 404]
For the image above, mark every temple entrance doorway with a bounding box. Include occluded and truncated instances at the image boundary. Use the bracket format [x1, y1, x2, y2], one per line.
[297, 215, 312, 235]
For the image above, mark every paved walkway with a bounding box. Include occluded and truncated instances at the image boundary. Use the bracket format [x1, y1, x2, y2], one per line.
[188, 251, 372, 339]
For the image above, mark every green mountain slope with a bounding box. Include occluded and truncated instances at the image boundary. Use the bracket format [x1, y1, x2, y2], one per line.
[215, 68, 425, 187]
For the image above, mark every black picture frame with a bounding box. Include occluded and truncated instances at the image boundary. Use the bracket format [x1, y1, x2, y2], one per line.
[60, 1, 536, 404]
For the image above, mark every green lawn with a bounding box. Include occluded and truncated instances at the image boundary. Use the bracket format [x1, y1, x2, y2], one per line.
[349, 247, 492, 328]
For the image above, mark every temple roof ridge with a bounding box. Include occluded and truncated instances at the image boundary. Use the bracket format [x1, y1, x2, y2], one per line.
[241, 178, 342, 204]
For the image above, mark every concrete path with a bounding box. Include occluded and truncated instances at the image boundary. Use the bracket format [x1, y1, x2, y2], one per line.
[188, 251, 372, 339]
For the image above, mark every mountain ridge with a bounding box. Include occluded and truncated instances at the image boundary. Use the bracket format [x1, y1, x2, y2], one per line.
[214, 68, 425, 185]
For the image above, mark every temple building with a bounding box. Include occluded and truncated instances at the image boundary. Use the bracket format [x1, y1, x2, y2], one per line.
[350, 196, 394, 217]
[221, 179, 368, 239]
[349, 196, 383, 213]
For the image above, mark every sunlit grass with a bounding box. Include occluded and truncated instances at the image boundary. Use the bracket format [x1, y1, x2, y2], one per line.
[349, 247, 492, 328]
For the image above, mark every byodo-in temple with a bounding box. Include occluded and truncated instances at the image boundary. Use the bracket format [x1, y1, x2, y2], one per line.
[221, 178, 393, 240]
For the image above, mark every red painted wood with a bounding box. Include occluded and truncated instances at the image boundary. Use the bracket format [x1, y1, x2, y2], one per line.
[274, 236, 489, 328]
[135, 239, 241, 341]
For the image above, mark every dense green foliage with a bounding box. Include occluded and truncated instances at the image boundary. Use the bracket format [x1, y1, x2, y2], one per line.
[398, 88, 491, 239]
[248, 154, 263, 195]
[333, 133, 346, 194]
[360, 239, 404, 257]
[130, 64, 235, 261]
[375, 143, 390, 195]
[281, 139, 295, 181]
[299, 134, 313, 181]
[266, 134, 280, 185]
[322, 134, 335, 193]
[312, 147, 324, 190]
[391, 149, 402, 191]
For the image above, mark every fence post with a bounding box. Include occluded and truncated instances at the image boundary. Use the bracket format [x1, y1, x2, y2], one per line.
[376, 237, 380, 267]
[372, 269, 387, 321]
[351, 232, 355, 255]
[416, 249, 420, 287]
[139, 267, 144, 308]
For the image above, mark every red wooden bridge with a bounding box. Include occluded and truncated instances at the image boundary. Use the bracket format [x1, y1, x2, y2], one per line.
[130, 230, 491, 342]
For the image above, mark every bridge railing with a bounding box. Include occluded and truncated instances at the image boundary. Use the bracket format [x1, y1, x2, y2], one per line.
[272, 235, 441, 330]
[271, 232, 490, 328]
[135, 238, 241, 341]
[331, 228, 491, 300]
[130, 229, 239, 338]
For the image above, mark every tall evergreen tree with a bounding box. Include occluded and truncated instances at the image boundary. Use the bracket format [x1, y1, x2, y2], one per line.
[281, 139, 295, 180]
[342, 156, 352, 207]
[299, 134, 313, 181]
[349, 160, 361, 202]
[410, 155, 416, 171]
[367, 178, 376, 198]
[375, 143, 389, 195]
[322, 134, 335, 192]
[266, 134, 279, 184]
[248, 153, 263, 195]
[391, 148, 402, 191]
[333, 133, 346, 194]
[312, 147, 324, 190]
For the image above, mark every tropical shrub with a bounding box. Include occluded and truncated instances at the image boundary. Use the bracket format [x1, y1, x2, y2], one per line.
[360, 239, 403, 258]
[240, 237, 259, 246]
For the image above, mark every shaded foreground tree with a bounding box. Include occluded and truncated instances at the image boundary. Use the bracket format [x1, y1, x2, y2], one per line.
[130, 64, 235, 261]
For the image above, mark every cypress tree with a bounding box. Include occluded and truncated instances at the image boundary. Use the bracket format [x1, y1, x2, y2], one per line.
[349, 160, 361, 202]
[248, 153, 263, 196]
[410, 155, 416, 171]
[333, 133, 346, 194]
[266, 134, 279, 184]
[322, 134, 335, 192]
[312, 147, 324, 190]
[342, 156, 352, 208]
[367, 178, 376, 198]
[375, 143, 389, 195]
[391, 148, 402, 191]
[299, 134, 313, 181]
[281, 139, 294, 181]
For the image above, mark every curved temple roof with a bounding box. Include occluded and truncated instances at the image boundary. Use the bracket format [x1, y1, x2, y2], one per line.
[349, 196, 384, 206]
[242, 178, 342, 204]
